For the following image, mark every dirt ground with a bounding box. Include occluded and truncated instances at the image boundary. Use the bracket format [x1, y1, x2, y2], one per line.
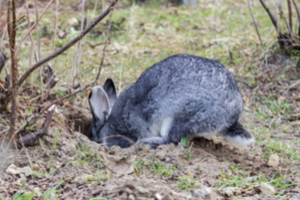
[1, 0, 300, 199]
[0, 124, 269, 200]
[0, 95, 299, 199]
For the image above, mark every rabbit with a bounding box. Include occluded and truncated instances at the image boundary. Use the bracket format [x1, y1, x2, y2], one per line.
[89, 54, 254, 148]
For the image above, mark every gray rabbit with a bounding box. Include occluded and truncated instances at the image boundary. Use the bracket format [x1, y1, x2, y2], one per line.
[89, 54, 254, 148]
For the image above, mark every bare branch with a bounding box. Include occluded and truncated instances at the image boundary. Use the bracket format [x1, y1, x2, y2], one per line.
[52, 0, 59, 53]
[93, 0, 98, 17]
[75, 12, 89, 85]
[102, 0, 104, 13]
[17, 83, 92, 134]
[7, 0, 18, 138]
[247, 0, 263, 47]
[68, 0, 86, 91]
[15, 0, 118, 90]
[8, 0, 118, 141]
[34, 0, 44, 96]
[278, 0, 291, 35]
[15, 0, 55, 55]
[287, 0, 293, 33]
[18, 105, 56, 146]
[292, 0, 300, 37]
[25, 0, 36, 67]
[259, 0, 278, 30]
[34, 0, 41, 61]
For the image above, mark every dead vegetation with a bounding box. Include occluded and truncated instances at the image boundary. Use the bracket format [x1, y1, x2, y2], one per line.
[258, 0, 300, 51]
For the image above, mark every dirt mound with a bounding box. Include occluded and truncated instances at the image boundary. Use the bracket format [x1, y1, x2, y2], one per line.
[0, 97, 275, 200]
[0, 119, 272, 200]
[192, 136, 265, 171]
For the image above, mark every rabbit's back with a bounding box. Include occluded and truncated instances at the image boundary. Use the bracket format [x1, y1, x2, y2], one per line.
[111, 54, 243, 139]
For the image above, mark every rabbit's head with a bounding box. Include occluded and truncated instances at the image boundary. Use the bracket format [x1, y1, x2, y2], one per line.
[88, 78, 117, 143]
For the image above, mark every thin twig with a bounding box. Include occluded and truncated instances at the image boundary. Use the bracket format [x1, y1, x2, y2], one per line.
[8, 0, 18, 138]
[68, 0, 85, 91]
[259, 0, 278, 30]
[270, 0, 279, 34]
[3, 0, 118, 149]
[292, 0, 300, 34]
[76, 11, 89, 81]
[52, 0, 59, 53]
[18, 105, 56, 146]
[247, 0, 263, 47]
[278, 0, 292, 35]
[15, 0, 118, 90]
[15, 0, 55, 55]
[34, 0, 43, 96]
[95, 9, 114, 81]
[15, 1, 118, 141]
[92, 0, 98, 17]
[24, 0, 35, 68]
[287, 0, 293, 33]
[102, 0, 104, 13]
[17, 83, 92, 134]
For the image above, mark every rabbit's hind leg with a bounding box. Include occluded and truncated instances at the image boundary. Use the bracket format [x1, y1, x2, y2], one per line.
[221, 122, 254, 146]
[136, 137, 169, 149]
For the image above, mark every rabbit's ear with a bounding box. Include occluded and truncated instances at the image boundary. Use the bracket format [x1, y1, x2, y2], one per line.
[89, 86, 110, 121]
[102, 78, 117, 108]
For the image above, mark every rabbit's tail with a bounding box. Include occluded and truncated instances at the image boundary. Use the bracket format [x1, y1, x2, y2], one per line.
[222, 122, 254, 146]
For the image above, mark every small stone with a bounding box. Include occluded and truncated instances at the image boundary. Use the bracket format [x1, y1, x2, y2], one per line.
[165, 157, 171, 162]
[155, 193, 163, 200]
[191, 187, 212, 198]
[219, 187, 241, 197]
[58, 30, 66, 39]
[67, 17, 79, 27]
[5, 164, 20, 175]
[267, 154, 279, 167]
[5, 164, 31, 176]
[128, 194, 135, 200]
[260, 182, 276, 195]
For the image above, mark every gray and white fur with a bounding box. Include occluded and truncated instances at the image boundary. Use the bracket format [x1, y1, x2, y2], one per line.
[89, 54, 254, 148]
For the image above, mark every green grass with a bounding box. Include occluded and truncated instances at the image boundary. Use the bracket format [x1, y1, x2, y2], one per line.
[12, 181, 64, 200]
[183, 142, 193, 161]
[13, 183, 37, 200]
[135, 157, 178, 177]
[264, 139, 300, 161]
[9, 0, 279, 93]
[177, 174, 198, 191]
[67, 146, 103, 166]
[216, 167, 297, 196]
